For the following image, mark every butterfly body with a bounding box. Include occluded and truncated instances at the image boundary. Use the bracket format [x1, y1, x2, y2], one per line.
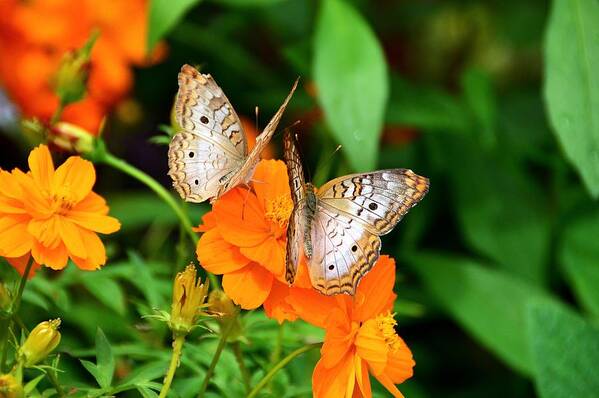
[168, 64, 297, 204]
[283, 131, 429, 296]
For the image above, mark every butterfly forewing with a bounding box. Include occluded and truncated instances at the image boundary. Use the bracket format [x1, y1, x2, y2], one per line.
[317, 170, 429, 235]
[168, 65, 297, 203]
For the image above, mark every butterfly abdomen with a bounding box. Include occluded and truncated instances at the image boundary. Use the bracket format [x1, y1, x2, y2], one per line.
[303, 187, 318, 258]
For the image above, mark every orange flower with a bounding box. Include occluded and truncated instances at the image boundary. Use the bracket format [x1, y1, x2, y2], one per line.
[0, 145, 120, 273]
[0, 0, 164, 132]
[196, 159, 311, 318]
[287, 256, 415, 398]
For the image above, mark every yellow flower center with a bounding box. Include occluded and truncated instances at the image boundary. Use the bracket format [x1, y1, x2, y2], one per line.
[52, 185, 77, 214]
[375, 312, 403, 352]
[264, 194, 293, 227]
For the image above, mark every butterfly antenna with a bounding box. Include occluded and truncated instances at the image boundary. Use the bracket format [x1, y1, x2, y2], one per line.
[311, 142, 342, 185]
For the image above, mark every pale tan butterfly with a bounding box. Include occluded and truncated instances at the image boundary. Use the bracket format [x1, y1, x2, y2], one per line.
[284, 130, 429, 295]
[168, 64, 298, 204]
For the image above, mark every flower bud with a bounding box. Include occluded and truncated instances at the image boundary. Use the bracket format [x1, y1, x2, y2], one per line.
[48, 122, 95, 154]
[19, 319, 61, 367]
[53, 31, 98, 106]
[170, 264, 209, 335]
[208, 290, 242, 340]
[0, 373, 23, 398]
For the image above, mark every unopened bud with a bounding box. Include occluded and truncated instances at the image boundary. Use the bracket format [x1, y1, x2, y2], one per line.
[19, 319, 61, 366]
[48, 122, 95, 154]
[208, 290, 242, 340]
[54, 31, 98, 106]
[170, 264, 209, 335]
[0, 373, 23, 398]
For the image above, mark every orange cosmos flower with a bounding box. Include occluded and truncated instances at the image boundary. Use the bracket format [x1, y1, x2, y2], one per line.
[0, 145, 120, 273]
[287, 256, 415, 398]
[0, 0, 165, 132]
[196, 159, 311, 319]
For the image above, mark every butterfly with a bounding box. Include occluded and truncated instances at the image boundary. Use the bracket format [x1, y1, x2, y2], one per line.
[168, 64, 298, 204]
[283, 130, 429, 295]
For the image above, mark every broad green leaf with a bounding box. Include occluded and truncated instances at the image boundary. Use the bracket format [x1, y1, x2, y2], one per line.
[560, 210, 599, 317]
[461, 68, 497, 147]
[80, 359, 103, 388]
[386, 76, 469, 133]
[314, 0, 389, 171]
[80, 274, 126, 315]
[527, 300, 599, 398]
[544, 0, 599, 197]
[408, 252, 552, 375]
[442, 136, 551, 285]
[95, 328, 115, 389]
[147, 0, 202, 52]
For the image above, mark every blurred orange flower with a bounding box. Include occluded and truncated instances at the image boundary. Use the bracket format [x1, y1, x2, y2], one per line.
[196, 159, 311, 318]
[0, 0, 163, 132]
[0, 145, 120, 274]
[287, 256, 415, 398]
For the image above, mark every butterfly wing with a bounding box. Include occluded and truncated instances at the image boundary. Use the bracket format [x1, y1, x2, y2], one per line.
[283, 129, 306, 284]
[168, 65, 246, 202]
[223, 78, 299, 197]
[309, 169, 429, 295]
[309, 208, 381, 295]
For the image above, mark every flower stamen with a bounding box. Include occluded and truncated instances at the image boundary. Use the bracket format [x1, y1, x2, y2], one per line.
[264, 194, 293, 227]
[375, 312, 403, 352]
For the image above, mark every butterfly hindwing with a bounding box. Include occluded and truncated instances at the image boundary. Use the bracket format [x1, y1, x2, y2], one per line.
[317, 170, 429, 235]
[309, 206, 381, 295]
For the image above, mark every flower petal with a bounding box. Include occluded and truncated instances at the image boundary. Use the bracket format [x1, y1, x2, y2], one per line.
[193, 211, 216, 232]
[372, 373, 405, 398]
[355, 318, 388, 376]
[313, 351, 355, 398]
[28, 216, 61, 249]
[354, 355, 372, 398]
[251, 160, 290, 207]
[196, 228, 250, 274]
[5, 254, 41, 278]
[214, 188, 270, 247]
[222, 262, 273, 309]
[239, 235, 285, 277]
[287, 286, 338, 328]
[57, 217, 87, 259]
[353, 255, 396, 322]
[321, 308, 356, 368]
[52, 156, 96, 203]
[70, 228, 107, 270]
[0, 215, 33, 257]
[384, 337, 415, 384]
[28, 145, 54, 192]
[263, 279, 298, 323]
[32, 241, 68, 270]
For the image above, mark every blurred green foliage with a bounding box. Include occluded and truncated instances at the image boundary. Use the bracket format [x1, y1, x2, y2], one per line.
[2, 0, 599, 397]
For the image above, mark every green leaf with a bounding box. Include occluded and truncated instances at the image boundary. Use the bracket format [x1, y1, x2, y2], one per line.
[147, 0, 202, 51]
[211, 0, 287, 6]
[81, 274, 126, 315]
[386, 76, 469, 133]
[544, 0, 599, 197]
[314, 0, 389, 171]
[560, 210, 599, 317]
[80, 359, 103, 387]
[461, 68, 497, 147]
[442, 137, 551, 285]
[137, 386, 159, 398]
[527, 300, 599, 398]
[408, 252, 552, 375]
[95, 328, 115, 388]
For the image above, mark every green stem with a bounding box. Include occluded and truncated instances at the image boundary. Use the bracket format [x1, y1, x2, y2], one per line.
[99, 150, 219, 288]
[0, 257, 34, 371]
[271, 323, 284, 365]
[232, 341, 250, 393]
[197, 322, 235, 398]
[247, 343, 321, 398]
[158, 335, 186, 398]
[47, 363, 66, 398]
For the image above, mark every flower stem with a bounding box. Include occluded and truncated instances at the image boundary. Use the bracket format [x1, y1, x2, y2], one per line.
[246, 343, 321, 398]
[0, 257, 34, 371]
[197, 322, 235, 398]
[47, 363, 66, 398]
[158, 335, 185, 398]
[232, 341, 250, 393]
[98, 149, 219, 288]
